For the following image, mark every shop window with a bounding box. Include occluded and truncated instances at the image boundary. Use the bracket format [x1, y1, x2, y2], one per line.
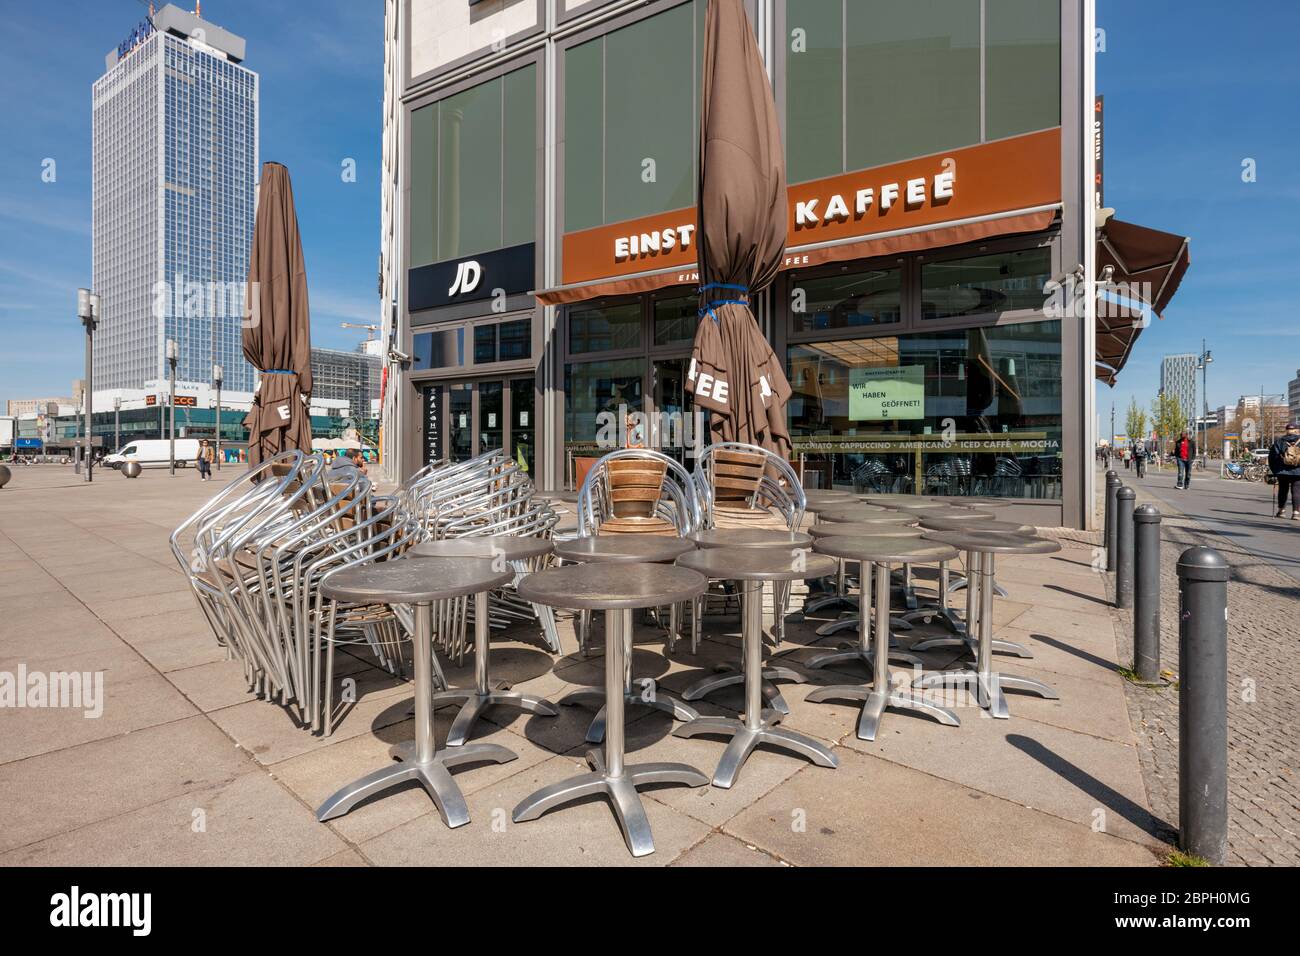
[786, 319, 1062, 497]
[564, 358, 645, 446]
[499, 319, 531, 361]
[564, 1, 702, 232]
[986, 0, 1062, 140]
[920, 248, 1052, 321]
[653, 294, 698, 346]
[412, 328, 464, 370]
[474, 324, 498, 364]
[409, 62, 537, 267]
[791, 267, 902, 332]
[568, 300, 641, 354]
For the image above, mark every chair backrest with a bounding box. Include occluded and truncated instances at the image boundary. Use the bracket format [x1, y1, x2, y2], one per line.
[578, 449, 700, 537]
[694, 442, 806, 532]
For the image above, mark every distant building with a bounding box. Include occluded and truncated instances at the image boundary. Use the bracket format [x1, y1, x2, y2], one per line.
[311, 348, 382, 421]
[1159, 354, 1198, 422]
[7, 397, 77, 418]
[92, 4, 258, 395]
[1288, 370, 1300, 424]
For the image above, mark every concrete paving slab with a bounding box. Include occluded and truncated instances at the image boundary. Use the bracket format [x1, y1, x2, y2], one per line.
[839, 706, 1166, 848]
[669, 832, 787, 866]
[0, 715, 255, 853]
[724, 747, 1160, 866]
[0, 770, 346, 866]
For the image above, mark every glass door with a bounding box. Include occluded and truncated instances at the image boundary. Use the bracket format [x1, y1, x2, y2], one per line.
[651, 358, 696, 465]
[511, 377, 535, 475]
[479, 381, 504, 457]
[448, 384, 473, 462]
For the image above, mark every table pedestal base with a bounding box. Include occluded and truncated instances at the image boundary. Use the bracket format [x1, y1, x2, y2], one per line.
[673, 711, 836, 788]
[431, 688, 559, 746]
[512, 748, 707, 858]
[560, 685, 699, 744]
[680, 665, 802, 715]
[913, 669, 1058, 719]
[815, 613, 912, 637]
[317, 740, 516, 828]
[910, 633, 1034, 658]
[805, 684, 959, 741]
[805, 643, 922, 672]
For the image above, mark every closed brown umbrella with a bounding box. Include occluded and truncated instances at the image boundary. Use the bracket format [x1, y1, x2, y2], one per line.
[686, 0, 791, 459]
[243, 162, 313, 467]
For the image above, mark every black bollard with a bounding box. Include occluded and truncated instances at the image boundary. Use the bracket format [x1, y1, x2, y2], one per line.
[1104, 471, 1120, 572]
[1115, 487, 1136, 608]
[1177, 547, 1229, 865]
[1132, 504, 1162, 682]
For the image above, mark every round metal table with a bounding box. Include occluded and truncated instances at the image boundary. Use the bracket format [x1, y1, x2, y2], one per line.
[551, 534, 698, 742]
[914, 531, 1062, 719]
[688, 528, 814, 550]
[512, 562, 709, 858]
[807, 536, 962, 741]
[316, 558, 517, 829]
[555, 534, 696, 565]
[673, 548, 839, 788]
[803, 489, 860, 510]
[408, 536, 560, 745]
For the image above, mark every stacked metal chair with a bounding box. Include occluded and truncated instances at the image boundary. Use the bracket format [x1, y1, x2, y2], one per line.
[404, 449, 563, 658]
[172, 450, 421, 735]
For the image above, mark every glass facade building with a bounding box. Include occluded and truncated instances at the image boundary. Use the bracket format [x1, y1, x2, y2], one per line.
[385, 1, 1097, 527]
[92, 11, 258, 396]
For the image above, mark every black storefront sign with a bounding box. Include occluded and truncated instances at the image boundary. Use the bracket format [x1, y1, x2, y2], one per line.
[422, 383, 443, 465]
[408, 242, 535, 312]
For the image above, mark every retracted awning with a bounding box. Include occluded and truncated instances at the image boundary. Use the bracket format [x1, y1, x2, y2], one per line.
[1095, 218, 1191, 384]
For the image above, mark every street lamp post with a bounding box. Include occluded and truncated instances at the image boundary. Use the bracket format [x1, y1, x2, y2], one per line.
[1197, 340, 1213, 466]
[167, 338, 178, 476]
[113, 396, 121, 454]
[213, 363, 223, 471]
[77, 289, 100, 483]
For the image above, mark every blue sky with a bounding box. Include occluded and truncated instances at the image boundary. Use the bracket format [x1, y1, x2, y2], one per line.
[1095, 0, 1300, 433]
[0, 0, 383, 407]
[1, 1, 1297, 422]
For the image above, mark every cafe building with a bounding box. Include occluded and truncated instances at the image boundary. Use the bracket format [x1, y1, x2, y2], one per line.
[379, 0, 1148, 530]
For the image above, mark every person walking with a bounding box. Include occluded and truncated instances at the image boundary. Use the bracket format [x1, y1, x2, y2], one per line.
[196, 439, 215, 481]
[1173, 431, 1196, 489]
[1268, 422, 1300, 518]
[1134, 443, 1147, 478]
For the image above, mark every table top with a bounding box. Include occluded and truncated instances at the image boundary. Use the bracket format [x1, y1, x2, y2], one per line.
[688, 528, 813, 550]
[918, 516, 1034, 534]
[802, 490, 860, 506]
[953, 497, 1012, 509]
[921, 530, 1061, 555]
[905, 507, 996, 521]
[409, 534, 554, 562]
[814, 535, 960, 565]
[517, 561, 707, 610]
[554, 534, 695, 564]
[322, 557, 513, 604]
[815, 506, 899, 523]
[677, 547, 837, 582]
[809, 522, 924, 538]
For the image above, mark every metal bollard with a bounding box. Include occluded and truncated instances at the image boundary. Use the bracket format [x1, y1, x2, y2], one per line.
[1115, 487, 1136, 608]
[1132, 504, 1162, 682]
[1104, 471, 1120, 571]
[1177, 546, 1229, 865]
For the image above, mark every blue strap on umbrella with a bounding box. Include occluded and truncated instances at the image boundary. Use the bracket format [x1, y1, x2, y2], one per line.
[697, 283, 751, 322]
[262, 369, 294, 374]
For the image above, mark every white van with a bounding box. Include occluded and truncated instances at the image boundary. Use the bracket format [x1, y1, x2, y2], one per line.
[104, 438, 202, 469]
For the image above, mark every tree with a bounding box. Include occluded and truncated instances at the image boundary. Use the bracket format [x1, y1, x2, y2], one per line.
[1151, 393, 1186, 452]
[1125, 398, 1147, 450]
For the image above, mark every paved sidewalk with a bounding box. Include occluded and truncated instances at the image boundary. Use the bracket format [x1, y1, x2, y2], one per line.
[1101, 468, 1300, 866]
[1, 465, 1164, 866]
